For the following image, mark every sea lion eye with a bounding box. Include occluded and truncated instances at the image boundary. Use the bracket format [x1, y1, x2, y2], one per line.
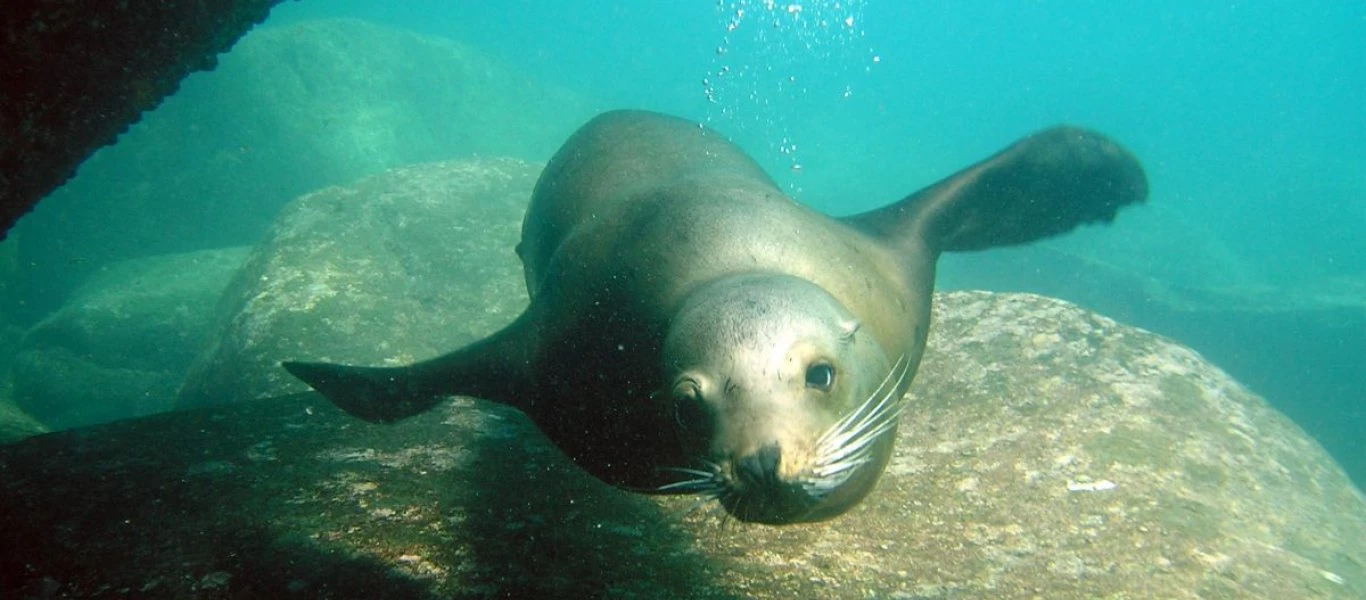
[805, 363, 835, 391]
[672, 380, 710, 433]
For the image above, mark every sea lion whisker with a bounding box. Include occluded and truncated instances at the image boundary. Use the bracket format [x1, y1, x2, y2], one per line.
[654, 461, 726, 494]
[813, 357, 912, 475]
[836, 389, 908, 447]
[824, 392, 900, 452]
[819, 362, 896, 442]
[869, 353, 909, 398]
[827, 422, 900, 467]
[816, 389, 888, 453]
[818, 434, 878, 468]
[821, 354, 910, 446]
[655, 478, 722, 493]
[802, 458, 868, 496]
[817, 368, 908, 458]
[818, 419, 884, 461]
[805, 449, 875, 493]
[820, 400, 906, 463]
[819, 354, 908, 444]
[717, 494, 741, 531]
[860, 355, 912, 425]
[813, 456, 871, 478]
[809, 413, 901, 491]
[661, 466, 721, 479]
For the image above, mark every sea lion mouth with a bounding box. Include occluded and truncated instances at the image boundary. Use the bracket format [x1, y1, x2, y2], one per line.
[656, 354, 912, 524]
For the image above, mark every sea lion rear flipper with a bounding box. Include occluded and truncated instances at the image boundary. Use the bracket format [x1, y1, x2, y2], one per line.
[844, 126, 1147, 253]
[282, 361, 440, 423]
[283, 314, 536, 423]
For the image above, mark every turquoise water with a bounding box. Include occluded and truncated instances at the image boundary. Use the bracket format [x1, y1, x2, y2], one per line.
[5, 3, 1362, 484]
[268, 1, 1365, 285]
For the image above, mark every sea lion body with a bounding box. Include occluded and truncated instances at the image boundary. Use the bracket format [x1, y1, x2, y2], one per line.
[285, 110, 1146, 524]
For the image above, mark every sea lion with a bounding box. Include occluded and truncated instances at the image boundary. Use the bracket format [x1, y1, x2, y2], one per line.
[284, 110, 1146, 524]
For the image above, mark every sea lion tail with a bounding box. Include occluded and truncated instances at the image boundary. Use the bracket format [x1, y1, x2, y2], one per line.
[845, 125, 1147, 253]
[282, 361, 441, 423]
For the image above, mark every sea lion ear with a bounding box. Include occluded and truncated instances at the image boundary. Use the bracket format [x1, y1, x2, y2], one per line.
[838, 319, 860, 342]
[842, 125, 1148, 254]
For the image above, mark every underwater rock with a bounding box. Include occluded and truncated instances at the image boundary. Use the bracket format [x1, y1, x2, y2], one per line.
[12, 17, 591, 323]
[943, 245, 1366, 490]
[1, 291, 1362, 599]
[0, 397, 45, 446]
[12, 247, 249, 430]
[0, 337, 44, 445]
[0, 247, 39, 443]
[177, 158, 537, 409]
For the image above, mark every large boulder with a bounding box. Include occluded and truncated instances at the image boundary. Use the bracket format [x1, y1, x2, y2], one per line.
[176, 158, 537, 409]
[0, 397, 45, 446]
[11, 17, 591, 323]
[1, 292, 1361, 598]
[12, 247, 249, 429]
[0, 330, 44, 444]
[0, 237, 43, 443]
[942, 244, 1366, 489]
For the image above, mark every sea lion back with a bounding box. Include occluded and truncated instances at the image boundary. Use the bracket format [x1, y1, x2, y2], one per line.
[517, 110, 776, 293]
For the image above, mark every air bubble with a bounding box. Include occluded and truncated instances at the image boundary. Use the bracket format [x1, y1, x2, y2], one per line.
[705, 0, 877, 187]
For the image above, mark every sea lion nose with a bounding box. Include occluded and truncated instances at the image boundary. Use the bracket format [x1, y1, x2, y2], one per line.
[736, 443, 783, 487]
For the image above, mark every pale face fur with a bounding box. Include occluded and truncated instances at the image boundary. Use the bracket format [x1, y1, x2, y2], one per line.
[661, 273, 901, 523]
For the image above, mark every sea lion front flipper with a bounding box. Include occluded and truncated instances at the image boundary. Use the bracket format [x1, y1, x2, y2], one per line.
[282, 313, 536, 423]
[844, 126, 1147, 254]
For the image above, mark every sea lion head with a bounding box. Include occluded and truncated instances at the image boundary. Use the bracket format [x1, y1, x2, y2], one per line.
[659, 273, 910, 524]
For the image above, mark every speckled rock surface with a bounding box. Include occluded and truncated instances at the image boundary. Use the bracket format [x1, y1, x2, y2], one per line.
[2, 292, 1361, 599]
[0, 236, 39, 442]
[943, 245, 1366, 491]
[0, 397, 44, 445]
[11, 247, 248, 430]
[176, 158, 538, 409]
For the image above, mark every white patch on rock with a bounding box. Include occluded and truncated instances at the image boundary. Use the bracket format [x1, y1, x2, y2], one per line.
[1066, 479, 1117, 492]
